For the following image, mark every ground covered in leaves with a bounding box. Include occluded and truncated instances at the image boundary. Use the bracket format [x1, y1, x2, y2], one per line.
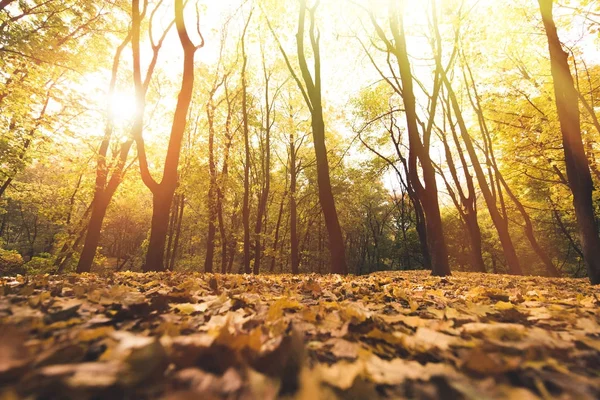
[1, 271, 599, 399]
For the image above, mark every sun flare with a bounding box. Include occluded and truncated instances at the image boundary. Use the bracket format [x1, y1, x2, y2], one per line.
[108, 91, 140, 123]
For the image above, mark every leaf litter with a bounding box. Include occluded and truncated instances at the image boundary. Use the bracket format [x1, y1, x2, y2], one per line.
[0, 271, 599, 399]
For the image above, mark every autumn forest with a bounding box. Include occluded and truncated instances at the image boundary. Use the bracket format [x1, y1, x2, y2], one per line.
[1, 0, 600, 399]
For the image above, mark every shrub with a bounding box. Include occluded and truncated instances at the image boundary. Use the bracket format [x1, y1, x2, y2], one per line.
[0, 248, 24, 275]
[24, 253, 57, 275]
[174, 256, 203, 272]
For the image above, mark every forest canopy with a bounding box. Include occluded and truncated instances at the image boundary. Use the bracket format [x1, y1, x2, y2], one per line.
[1, 0, 600, 284]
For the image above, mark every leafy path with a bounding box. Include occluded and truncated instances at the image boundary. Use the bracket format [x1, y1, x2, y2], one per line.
[1, 271, 599, 399]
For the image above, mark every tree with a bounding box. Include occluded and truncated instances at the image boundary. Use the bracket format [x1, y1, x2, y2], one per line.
[266, 0, 347, 274]
[203, 52, 227, 274]
[253, 46, 282, 274]
[241, 9, 253, 275]
[77, 0, 175, 273]
[134, 0, 204, 272]
[366, 0, 450, 276]
[538, 0, 600, 284]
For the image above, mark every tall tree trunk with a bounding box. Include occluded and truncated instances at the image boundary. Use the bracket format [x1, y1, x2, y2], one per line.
[496, 171, 560, 276]
[217, 137, 232, 273]
[298, 2, 346, 274]
[254, 65, 273, 274]
[290, 130, 300, 274]
[310, 107, 347, 274]
[204, 90, 219, 273]
[267, 1, 347, 273]
[241, 10, 252, 274]
[437, 52, 522, 274]
[136, 0, 202, 272]
[218, 84, 235, 274]
[386, 1, 450, 276]
[439, 100, 486, 273]
[539, 0, 600, 284]
[169, 194, 184, 270]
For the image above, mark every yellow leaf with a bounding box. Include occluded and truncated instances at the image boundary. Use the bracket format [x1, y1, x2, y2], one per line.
[494, 301, 514, 311]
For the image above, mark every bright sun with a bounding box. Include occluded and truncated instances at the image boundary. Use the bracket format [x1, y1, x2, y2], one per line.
[108, 91, 139, 123]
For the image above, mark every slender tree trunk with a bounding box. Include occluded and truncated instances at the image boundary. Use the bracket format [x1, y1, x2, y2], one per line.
[135, 0, 200, 271]
[204, 205, 216, 272]
[254, 67, 272, 274]
[165, 193, 178, 268]
[539, 0, 600, 284]
[439, 66, 522, 275]
[310, 106, 347, 274]
[268, 1, 347, 273]
[204, 114, 217, 273]
[551, 202, 584, 260]
[217, 147, 231, 273]
[439, 109, 486, 273]
[397, 153, 431, 269]
[390, 139, 431, 268]
[496, 171, 560, 276]
[169, 194, 184, 270]
[0, 177, 13, 199]
[218, 93, 235, 274]
[318, 219, 323, 274]
[241, 11, 252, 274]
[76, 196, 109, 273]
[269, 190, 286, 272]
[387, 2, 450, 276]
[217, 195, 228, 273]
[464, 212, 486, 272]
[290, 131, 300, 275]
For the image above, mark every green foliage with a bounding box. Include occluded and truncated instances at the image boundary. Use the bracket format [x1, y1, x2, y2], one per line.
[23, 253, 56, 275]
[174, 256, 205, 273]
[0, 248, 24, 275]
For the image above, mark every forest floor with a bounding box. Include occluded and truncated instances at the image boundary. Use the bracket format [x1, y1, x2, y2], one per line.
[0, 271, 599, 400]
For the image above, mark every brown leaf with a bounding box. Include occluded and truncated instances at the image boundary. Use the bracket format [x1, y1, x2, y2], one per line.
[0, 325, 30, 382]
